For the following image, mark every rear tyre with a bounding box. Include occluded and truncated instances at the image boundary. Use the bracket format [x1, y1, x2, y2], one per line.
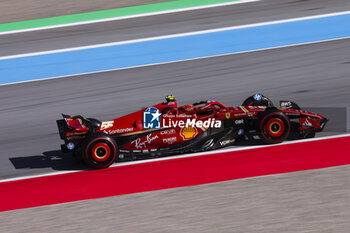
[82, 133, 117, 169]
[257, 108, 290, 144]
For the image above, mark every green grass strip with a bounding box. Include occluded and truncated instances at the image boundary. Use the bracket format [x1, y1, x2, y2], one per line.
[0, 0, 241, 33]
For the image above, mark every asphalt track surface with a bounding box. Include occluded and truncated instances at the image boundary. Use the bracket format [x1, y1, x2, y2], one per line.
[1, 0, 350, 231]
[0, 0, 349, 180]
[2, 0, 350, 56]
[0, 38, 349, 179]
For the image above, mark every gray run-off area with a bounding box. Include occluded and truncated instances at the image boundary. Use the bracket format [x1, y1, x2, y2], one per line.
[2, 0, 350, 56]
[1, 165, 350, 233]
[0, 0, 170, 23]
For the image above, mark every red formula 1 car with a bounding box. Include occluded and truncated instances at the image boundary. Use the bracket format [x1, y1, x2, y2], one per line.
[57, 94, 327, 168]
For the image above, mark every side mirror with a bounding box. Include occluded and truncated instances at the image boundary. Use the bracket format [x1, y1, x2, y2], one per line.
[280, 101, 301, 110]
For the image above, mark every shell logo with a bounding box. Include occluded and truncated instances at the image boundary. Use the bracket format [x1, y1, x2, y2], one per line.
[181, 126, 197, 140]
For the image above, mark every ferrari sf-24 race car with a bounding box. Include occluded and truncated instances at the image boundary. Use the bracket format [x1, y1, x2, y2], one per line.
[57, 94, 327, 169]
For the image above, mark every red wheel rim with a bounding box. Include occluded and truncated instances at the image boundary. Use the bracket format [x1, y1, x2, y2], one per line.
[265, 118, 285, 137]
[91, 143, 111, 162]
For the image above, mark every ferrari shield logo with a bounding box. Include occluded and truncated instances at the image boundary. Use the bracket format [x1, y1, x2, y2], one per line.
[225, 113, 230, 119]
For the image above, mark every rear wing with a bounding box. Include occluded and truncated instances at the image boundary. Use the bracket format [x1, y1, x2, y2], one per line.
[56, 115, 88, 140]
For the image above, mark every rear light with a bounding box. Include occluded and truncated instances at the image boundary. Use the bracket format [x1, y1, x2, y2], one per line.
[67, 142, 75, 150]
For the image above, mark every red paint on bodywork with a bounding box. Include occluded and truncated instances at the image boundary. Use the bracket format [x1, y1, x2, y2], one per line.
[61, 100, 326, 151]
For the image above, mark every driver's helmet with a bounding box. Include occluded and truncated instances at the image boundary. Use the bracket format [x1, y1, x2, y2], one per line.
[242, 93, 274, 107]
[165, 94, 176, 103]
[161, 95, 177, 114]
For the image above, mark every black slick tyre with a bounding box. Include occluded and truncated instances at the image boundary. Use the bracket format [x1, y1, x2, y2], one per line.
[81, 133, 117, 169]
[257, 108, 290, 144]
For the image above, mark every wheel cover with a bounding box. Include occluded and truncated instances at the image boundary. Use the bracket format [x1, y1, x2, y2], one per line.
[265, 118, 285, 137]
[91, 143, 111, 162]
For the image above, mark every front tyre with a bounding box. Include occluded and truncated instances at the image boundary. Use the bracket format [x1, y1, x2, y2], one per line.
[258, 109, 290, 144]
[82, 134, 117, 169]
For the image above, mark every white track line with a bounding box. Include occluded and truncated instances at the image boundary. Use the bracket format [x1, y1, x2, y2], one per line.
[2, 10, 350, 61]
[0, 0, 260, 36]
[1, 11, 350, 88]
[1, 35, 350, 88]
[1, 133, 349, 183]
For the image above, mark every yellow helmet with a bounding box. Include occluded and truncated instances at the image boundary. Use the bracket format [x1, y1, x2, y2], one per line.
[165, 94, 175, 102]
